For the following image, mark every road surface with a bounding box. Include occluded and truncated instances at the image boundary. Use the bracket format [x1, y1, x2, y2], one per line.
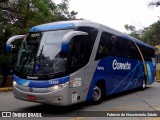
[0, 82, 160, 120]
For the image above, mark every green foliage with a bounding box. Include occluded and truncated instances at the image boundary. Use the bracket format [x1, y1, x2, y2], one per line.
[141, 21, 160, 46]
[148, 0, 160, 7]
[0, 55, 10, 64]
[124, 21, 160, 46]
[124, 24, 141, 40]
[124, 24, 136, 32]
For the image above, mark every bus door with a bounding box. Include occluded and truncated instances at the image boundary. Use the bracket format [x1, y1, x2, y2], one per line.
[62, 31, 89, 104]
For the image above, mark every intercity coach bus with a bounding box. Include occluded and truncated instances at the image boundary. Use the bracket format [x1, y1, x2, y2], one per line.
[6, 20, 155, 106]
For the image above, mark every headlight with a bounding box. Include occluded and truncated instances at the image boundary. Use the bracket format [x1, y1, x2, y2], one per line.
[48, 82, 69, 91]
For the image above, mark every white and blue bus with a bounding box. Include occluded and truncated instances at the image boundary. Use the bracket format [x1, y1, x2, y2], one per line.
[6, 20, 155, 106]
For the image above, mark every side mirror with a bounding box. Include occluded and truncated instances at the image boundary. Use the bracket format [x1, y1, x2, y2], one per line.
[6, 35, 26, 52]
[61, 31, 88, 52]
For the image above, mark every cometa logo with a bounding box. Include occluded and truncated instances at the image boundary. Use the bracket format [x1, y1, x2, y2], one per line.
[112, 59, 131, 70]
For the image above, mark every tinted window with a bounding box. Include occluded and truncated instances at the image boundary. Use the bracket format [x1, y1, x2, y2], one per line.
[96, 32, 154, 61]
[138, 44, 155, 61]
[68, 27, 98, 73]
[114, 37, 125, 57]
[95, 32, 114, 60]
[127, 41, 140, 59]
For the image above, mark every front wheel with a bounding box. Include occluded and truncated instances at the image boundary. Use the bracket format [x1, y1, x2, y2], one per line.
[92, 85, 104, 104]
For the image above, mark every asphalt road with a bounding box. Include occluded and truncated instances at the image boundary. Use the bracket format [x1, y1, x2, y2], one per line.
[0, 82, 160, 120]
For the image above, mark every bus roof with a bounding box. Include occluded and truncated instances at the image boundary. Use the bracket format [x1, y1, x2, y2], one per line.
[29, 20, 153, 49]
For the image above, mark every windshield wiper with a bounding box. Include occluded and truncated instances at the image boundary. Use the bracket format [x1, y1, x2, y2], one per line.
[19, 42, 29, 74]
[38, 45, 44, 62]
[19, 52, 29, 74]
[29, 43, 43, 74]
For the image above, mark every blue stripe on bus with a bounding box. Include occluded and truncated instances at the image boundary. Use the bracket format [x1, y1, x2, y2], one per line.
[13, 75, 70, 88]
[86, 57, 147, 101]
[29, 23, 75, 32]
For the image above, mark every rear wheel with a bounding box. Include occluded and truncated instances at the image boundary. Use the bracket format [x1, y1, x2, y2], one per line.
[92, 83, 105, 104]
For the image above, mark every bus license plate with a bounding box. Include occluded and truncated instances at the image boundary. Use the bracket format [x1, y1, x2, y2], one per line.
[27, 95, 36, 101]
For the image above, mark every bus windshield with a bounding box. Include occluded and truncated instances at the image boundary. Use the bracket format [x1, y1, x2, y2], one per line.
[15, 29, 73, 79]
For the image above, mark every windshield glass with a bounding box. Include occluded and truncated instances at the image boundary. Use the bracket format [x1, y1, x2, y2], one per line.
[15, 29, 73, 79]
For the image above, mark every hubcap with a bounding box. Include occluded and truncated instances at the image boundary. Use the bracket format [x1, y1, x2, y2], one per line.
[92, 86, 102, 101]
[143, 80, 146, 89]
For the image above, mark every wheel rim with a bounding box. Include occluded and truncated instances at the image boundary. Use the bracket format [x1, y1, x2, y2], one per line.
[92, 86, 102, 101]
[143, 80, 146, 89]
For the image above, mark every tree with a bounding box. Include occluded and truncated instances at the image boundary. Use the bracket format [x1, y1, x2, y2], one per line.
[124, 24, 141, 39]
[0, 0, 77, 34]
[124, 24, 136, 31]
[148, 0, 160, 7]
[124, 21, 160, 46]
[123, 0, 160, 46]
[0, 0, 70, 34]
[138, 0, 160, 45]
[141, 21, 160, 46]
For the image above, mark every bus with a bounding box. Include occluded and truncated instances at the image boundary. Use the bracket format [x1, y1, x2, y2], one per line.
[6, 20, 155, 106]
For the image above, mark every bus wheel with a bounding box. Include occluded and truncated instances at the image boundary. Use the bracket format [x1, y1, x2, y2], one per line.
[141, 79, 146, 90]
[92, 84, 104, 104]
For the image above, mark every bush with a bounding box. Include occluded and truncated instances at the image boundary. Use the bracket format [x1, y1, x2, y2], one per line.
[0, 55, 10, 64]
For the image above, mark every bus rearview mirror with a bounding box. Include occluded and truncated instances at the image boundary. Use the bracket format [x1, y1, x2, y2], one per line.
[61, 31, 88, 52]
[6, 35, 26, 52]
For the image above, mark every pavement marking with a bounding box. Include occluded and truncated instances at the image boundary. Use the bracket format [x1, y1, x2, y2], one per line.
[69, 117, 85, 120]
[108, 101, 160, 111]
[108, 102, 148, 111]
[75, 117, 85, 120]
[0, 87, 12, 91]
[110, 105, 152, 111]
[141, 118, 160, 120]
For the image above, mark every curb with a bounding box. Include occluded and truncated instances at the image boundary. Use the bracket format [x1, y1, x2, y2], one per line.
[0, 87, 13, 91]
[156, 80, 160, 82]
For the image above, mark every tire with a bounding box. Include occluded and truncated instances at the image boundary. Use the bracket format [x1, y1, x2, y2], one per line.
[92, 84, 104, 104]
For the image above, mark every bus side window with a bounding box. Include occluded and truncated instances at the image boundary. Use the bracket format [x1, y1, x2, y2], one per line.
[67, 26, 98, 73]
[138, 45, 154, 61]
[69, 36, 85, 71]
[95, 32, 114, 60]
[68, 35, 95, 73]
[126, 41, 135, 59]
[114, 37, 125, 57]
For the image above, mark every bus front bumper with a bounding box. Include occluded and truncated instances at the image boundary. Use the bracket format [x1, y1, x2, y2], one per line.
[13, 82, 70, 106]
